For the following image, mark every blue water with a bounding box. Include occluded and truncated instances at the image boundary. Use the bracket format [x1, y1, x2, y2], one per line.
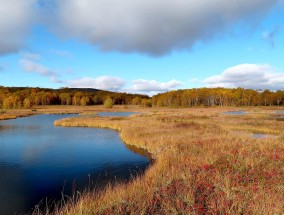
[0, 114, 149, 214]
[273, 110, 284, 119]
[223, 111, 247, 115]
[98, 112, 138, 117]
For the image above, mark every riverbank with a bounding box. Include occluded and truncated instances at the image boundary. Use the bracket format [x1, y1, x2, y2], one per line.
[48, 107, 284, 214]
[0, 105, 142, 120]
[0, 109, 33, 120]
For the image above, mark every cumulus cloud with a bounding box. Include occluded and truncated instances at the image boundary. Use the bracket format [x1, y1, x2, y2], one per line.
[204, 64, 284, 90]
[67, 76, 126, 91]
[53, 0, 278, 55]
[20, 59, 62, 83]
[0, 0, 280, 56]
[130, 79, 183, 94]
[262, 26, 279, 48]
[0, 0, 36, 55]
[66, 77, 182, 94]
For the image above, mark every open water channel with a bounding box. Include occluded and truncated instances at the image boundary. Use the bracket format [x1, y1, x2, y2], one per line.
[0, 113, 149, 214]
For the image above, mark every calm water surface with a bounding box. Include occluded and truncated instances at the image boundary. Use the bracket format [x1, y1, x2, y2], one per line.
[0, 114, 149, 214]
[223, 111, 247, 115]
[98, 112, 138, 117]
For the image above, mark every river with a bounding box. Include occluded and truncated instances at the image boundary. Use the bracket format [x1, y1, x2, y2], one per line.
[0, 114, 149, 214]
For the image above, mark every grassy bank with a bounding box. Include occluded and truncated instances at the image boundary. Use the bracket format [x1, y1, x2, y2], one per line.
[0, 109, 34, 120]
[45, 107, 284, 214]
[0, 105, 142, 120]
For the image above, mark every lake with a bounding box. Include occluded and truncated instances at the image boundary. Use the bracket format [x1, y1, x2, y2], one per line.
[0, 114, 150, 214]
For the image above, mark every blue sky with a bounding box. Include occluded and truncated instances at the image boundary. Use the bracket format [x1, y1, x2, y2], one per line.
[0, 0, 284, 95]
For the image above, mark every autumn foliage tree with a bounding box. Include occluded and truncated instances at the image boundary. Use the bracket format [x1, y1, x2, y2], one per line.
[0, 86, 283, 109]
[104, 97, 113, 108]
[152, 88, 284, 107]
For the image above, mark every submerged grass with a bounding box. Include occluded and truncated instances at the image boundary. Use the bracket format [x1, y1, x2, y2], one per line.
[37, 107, 284, 214]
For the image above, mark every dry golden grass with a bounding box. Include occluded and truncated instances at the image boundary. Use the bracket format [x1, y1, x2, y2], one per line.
[2, 106, 283, 214]
[36, 107, 284, 215]
[0, 109, 33, 120]
[0, 105, 144, 120]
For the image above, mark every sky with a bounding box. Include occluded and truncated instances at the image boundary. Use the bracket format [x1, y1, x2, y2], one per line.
[0, 0, 284, 95]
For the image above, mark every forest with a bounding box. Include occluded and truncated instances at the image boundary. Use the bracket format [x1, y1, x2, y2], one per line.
[152, 88, 284, 107]
[0, 86, 149, 109]
[0, 86, 284, 109]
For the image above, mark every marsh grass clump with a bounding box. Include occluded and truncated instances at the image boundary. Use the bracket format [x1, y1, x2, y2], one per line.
[42, 107, 284, 214]
[0, 110, 33, 120]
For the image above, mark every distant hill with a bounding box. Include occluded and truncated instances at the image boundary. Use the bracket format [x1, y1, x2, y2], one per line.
[62, 88, 101, 92]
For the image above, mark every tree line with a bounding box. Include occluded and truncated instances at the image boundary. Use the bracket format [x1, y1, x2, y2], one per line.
[1, 86, 284, 109]
[152, 88, 284, 107]
[0, 87, 150, 109]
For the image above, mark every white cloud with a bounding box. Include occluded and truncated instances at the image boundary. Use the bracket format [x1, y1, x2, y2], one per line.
[53, 0, 278, 55]
[0, 0, 280, 56]
[67, 76, 126, 91]
[130, 79, 183, 94]
[20, 59, 62, 83]
[204, 64, 284, 90]
[0, 0, 36, 55]
[66, 77, 182, 94]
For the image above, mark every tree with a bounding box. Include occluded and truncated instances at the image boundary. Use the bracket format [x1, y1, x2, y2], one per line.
[261, 90, 273, 106]
[92, 95, 103, 105]
[131, 97, 142, 105]
[80, 96, 90, 106]
[72, 92, 83, 106]
[60, 93, 72, 105]
[275, 90, 284, 106]
[0, 92, 5, 108]
[104, 97, 113, 108]
[3, 96, 21, 109]
[141, 99, 152, 107]
[23, 98, 32, 109]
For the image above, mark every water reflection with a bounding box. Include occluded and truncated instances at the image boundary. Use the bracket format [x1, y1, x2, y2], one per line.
[252, 133, 269, 139]
[270, 111, 284, 120]
[0, 114, 149, 214]
[125, 144, 152, 160]
[0, 125, 17, 132]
